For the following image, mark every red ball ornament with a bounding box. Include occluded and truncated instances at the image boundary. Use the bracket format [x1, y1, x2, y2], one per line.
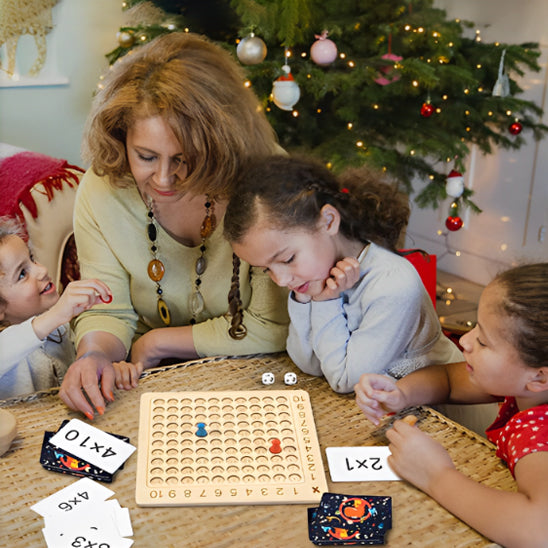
[445, 216, 463, 231]
[509, 121, 523, 135]
[421, 102, 435, 117]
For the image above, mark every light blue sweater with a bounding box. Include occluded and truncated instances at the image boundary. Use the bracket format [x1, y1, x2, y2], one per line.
[0, 318, 73, 399]
[287, 243, 463, 393]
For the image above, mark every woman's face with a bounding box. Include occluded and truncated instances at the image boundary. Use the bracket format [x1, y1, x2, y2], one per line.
[126, 115, 189, 204]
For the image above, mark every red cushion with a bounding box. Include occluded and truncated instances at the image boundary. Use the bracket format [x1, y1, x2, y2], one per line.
[400, 249, 437, 308]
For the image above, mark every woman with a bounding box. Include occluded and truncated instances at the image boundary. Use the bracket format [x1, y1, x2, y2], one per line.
[59, 32, 289, 419]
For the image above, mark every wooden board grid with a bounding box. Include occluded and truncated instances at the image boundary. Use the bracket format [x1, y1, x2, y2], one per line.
[135, 390, 328, 506]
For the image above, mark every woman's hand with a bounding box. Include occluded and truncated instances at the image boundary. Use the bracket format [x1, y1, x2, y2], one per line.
[129, 330, 161, 370]
[59, 350, 116, 420]
[354, 373, 407, 425]
[386, 420, 456, 495]
[113, 360, 144, 390]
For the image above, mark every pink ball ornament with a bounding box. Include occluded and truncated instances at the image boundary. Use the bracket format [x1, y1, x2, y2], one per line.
[310, 30, 338, 66]
[374, 53, 403, 86]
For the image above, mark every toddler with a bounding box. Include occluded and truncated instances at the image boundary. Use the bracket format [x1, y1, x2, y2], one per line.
[0, 218, 111, 399]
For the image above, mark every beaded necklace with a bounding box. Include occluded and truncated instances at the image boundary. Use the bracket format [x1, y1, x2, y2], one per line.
[189, 196, 216, 324]
[146, 199, 170, 325]
[146, 195, 216, 326]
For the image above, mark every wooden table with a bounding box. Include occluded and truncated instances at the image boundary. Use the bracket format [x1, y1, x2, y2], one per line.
[0, 353, 513, 547]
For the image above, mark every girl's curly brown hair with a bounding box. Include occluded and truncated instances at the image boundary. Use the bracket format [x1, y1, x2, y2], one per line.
[224, 154, 410, 252]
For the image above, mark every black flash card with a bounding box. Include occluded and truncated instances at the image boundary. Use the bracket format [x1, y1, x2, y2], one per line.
[308, 493, 392, 545]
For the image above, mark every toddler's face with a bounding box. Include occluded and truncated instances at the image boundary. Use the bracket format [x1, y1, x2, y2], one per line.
[459, 283, 530, 397]
[0, 235, 59, 325]
[231, 220, 337, 298]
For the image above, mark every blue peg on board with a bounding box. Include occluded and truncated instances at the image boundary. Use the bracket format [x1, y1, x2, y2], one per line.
[196, 422, 208, 437]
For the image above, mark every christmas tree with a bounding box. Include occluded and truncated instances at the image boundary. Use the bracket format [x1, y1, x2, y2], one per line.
[106, 0, 547, 217]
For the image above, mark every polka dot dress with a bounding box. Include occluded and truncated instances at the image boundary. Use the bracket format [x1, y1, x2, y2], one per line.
[486, 397, 548, 477]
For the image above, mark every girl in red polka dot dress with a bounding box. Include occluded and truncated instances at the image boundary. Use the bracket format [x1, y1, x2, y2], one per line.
[355, 263, 548, 547]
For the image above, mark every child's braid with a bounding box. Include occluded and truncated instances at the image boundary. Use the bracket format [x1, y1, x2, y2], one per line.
[227, 253, 247, 340]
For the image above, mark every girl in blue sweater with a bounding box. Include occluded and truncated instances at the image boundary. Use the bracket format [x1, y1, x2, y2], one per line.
[224, 155, 462, 392]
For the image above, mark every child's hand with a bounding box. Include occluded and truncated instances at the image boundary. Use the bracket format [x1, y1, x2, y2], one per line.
[33, 279, 112, 340]
[354, 373, 406, 425]
[53, 279, 112, 320]
[386, 420, 455, 495]
[113, 360, 144, 390]
[313, 257, 361, 302]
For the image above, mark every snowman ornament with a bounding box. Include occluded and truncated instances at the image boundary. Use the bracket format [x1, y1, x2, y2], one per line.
[446, 170, 465, 198]
[272, 64, 300, 111]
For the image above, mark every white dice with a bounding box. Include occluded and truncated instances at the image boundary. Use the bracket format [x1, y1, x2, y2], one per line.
[262, 372, 275, 385]
[284, 372, 297, 385]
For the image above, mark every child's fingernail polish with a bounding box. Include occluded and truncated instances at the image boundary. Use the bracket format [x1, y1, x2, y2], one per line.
[85, 411, 94, 420]
[97, 406, 105, 415]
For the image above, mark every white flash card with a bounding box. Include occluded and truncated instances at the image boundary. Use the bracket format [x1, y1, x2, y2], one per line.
[42, 518, 134, 548]
[30, 477, 114, 518]
[103, 499, 134, 537]
[48, 418, 136, 474]
[41, 504, 134, 548]
[326, 446, 402, 482]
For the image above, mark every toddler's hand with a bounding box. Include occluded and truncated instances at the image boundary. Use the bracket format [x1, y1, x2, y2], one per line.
[354, 373, 406, 425]
[113, 360, 144, 390]
[33, 279, 112, 340]
[52, 279, 112, 323]
[313, 257, 361, 302]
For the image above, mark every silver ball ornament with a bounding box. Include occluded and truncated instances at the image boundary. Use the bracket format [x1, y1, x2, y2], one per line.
[237, 34, 267, 65]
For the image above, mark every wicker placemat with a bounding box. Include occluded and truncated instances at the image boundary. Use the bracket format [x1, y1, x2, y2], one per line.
[0, 353, 512, 547]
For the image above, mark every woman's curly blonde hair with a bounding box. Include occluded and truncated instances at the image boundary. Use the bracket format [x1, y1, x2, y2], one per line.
[82, 32, 278, 200]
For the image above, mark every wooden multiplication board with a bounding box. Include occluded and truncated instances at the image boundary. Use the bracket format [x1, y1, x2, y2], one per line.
[135, 390, 328, 506]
